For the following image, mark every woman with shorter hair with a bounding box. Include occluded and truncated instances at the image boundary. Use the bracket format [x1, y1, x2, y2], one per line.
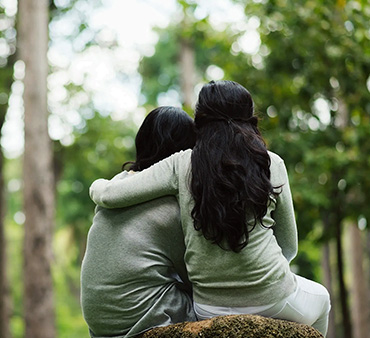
[90, 81, 331, 336]
[81, 106, 197, 338]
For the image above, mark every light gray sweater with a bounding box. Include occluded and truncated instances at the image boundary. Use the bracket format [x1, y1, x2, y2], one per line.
[90, 150, 298, 307]
[81, 172, 196, 337]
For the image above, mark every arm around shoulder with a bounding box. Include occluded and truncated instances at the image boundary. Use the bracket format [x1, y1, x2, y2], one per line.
[89, 152, 182, 208]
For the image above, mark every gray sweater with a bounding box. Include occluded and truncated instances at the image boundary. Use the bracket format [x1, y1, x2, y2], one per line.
[90, 150, 298, 307]
[81, 173, 196, 337]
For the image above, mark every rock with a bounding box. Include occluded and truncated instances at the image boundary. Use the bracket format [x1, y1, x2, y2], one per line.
[137, 314, 323, 338]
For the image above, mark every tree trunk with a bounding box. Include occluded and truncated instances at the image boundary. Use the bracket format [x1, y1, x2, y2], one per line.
[333, 97, 353, 338]
[179, 8, 196, 111]
[321, 242, 336, 338]
[0, 112, 11, 338]
[335, 220, 352, 338]
[348, 224, 370, 338]
[179, 38, 196, 110]
[18, 0, 56, 337]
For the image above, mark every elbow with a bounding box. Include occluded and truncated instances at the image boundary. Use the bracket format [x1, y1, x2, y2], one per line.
[89, 179, 112, 208]
[96, 194, 111, 208]
[287, 247, 298, 263]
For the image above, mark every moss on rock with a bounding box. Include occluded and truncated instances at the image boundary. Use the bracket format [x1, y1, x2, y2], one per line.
[137, 314, 323, 338]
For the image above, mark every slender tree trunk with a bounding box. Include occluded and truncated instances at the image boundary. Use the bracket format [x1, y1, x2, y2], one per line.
[0, 112, 11, 338]
[334, 97, 354, 338]
[18, 0, 55, 337]
[335, 220, 352, 338]
[321, 241, 336, 338]
[179, 9, 196, 110]
[179, 38, 196, 109]
[348, 224, 370, 338]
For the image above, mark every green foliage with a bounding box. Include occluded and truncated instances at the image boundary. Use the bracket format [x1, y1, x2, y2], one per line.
[139, 3, 238, 106]
[5, 215, 90, 338]
[54, 228, 90, 338]
[55, 113, 137, 263]
[139, 27, 181, 106]
[6, 221, 24, 338]
[250, 1, 369, 220]
[0, 2, 16, 123]
[231, 0, 370, 277]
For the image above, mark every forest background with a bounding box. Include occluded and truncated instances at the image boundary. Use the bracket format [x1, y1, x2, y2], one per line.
[0, 0, 369, 337]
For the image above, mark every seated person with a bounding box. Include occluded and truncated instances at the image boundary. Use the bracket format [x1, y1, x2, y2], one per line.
[81, 106, 197, 337]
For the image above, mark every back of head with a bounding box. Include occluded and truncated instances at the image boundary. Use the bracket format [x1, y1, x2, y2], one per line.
[125, 106, 195, 171]
[195, 80, 255, 125]
[191, 80, 274, 252]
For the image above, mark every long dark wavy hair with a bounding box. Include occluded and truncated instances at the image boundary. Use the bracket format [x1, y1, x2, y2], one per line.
[190, 80, 276, 253]
[123, 106, 196, 171]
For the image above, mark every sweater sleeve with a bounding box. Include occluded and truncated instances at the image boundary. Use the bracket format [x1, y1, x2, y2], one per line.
[272, 159, 298, 263]
[89, 152, 180, 208]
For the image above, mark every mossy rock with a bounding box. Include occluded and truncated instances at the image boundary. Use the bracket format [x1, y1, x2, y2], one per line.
[137, 314, 323, 338]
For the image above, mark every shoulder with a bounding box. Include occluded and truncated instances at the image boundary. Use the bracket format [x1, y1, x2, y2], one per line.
[174, 149, 192, 175]
[268, 150, 284, 166]
[156, 149, 192, 174]
[268, 151, 288, 185]
[110, 170, 131, 181]
[151, 149, 192, 168]
[132, 196, 181, 229]
[95, 196, 180, 225]
[171, 148, 192, 162]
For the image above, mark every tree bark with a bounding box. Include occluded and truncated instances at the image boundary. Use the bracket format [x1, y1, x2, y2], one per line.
[335, 220, 352, 338]
[179, 38, 196, 110]
[333, 97, 353, 338]
[179, 8, 196, 111]
[348, 224, 370, 338]
[321, 242, 336, 338]
[18, 0, 56, 337]
[0, 112, 11, 338]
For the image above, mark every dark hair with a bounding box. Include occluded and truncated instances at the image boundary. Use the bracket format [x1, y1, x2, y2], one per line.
[123, 106, 196, 171]
[190, 80, 276, 253]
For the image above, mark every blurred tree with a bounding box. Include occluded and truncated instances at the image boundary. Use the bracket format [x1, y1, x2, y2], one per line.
[0, 104, 10, 338]
[18, 0, 55, 336]
[349, 223, 370, 338]
[0, 2, 17, 337]
[178, 1, 197, 109]
[0, 120, 9, 338]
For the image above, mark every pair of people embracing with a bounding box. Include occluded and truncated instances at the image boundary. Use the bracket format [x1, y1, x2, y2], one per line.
[81, 80, 331, 338]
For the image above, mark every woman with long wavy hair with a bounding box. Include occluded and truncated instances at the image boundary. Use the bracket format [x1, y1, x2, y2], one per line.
[90, 81, 331, 336]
